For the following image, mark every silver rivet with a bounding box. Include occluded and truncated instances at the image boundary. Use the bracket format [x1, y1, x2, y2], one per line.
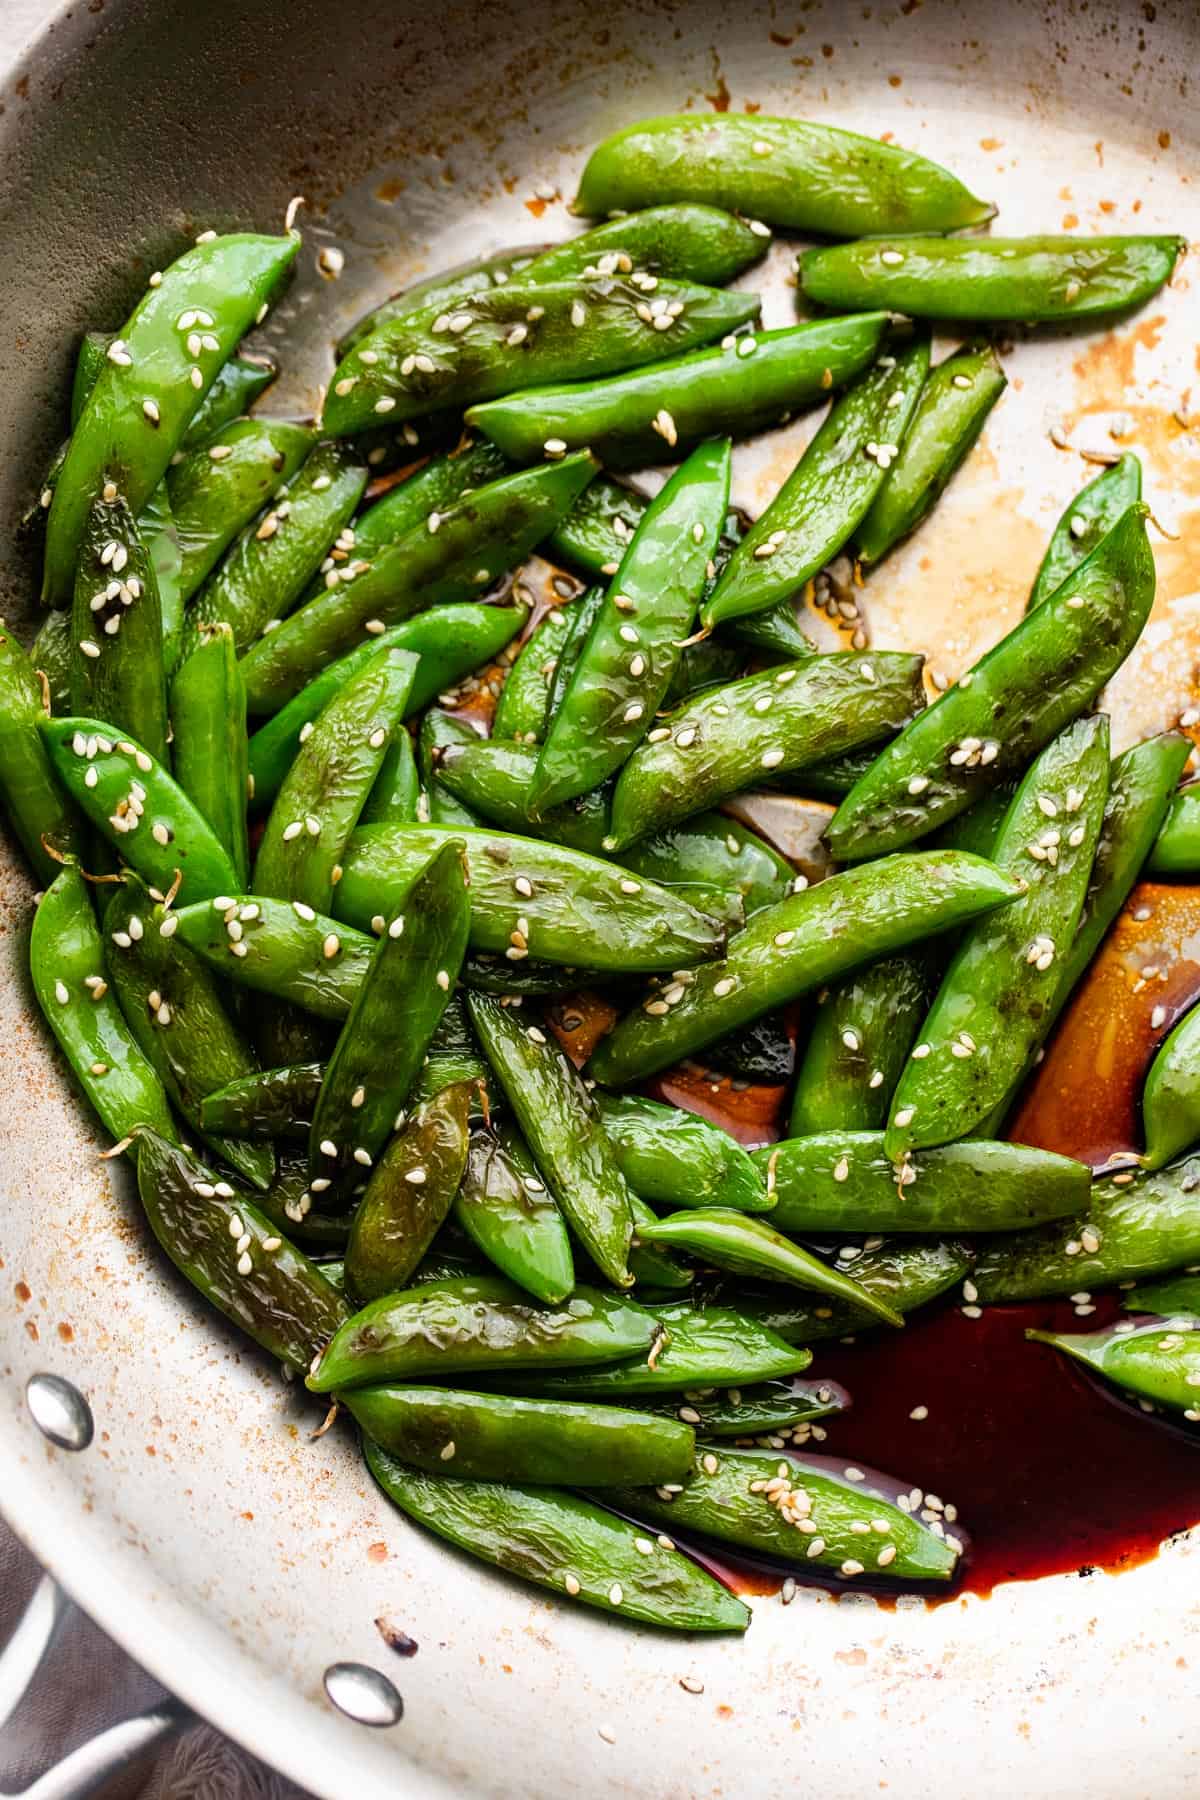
[26, 1373, 94, 1451]
[323, 1662, 403, 1727]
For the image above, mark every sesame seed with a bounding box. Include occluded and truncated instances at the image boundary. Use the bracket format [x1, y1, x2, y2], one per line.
[619, 879, 641, 895]
[713, 976, 735, 997]
[608, 1583, 624, 1606]
[623, 702, 644, 723]
[236, 1252, 252, 1276]
[761, 748, 785, 769]
[908, 775, 929, 795]
[880, 249, 904, 265]
[894, 1106, 915, 1127]
[543, 437, 567, 459]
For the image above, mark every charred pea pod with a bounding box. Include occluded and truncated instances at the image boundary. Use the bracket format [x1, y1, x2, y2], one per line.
[43, 231, 301, 606]
[515, 1302, 811, 1398]
[633, 1380, 847, 1441]
[619, 812, 793, 917]
[607, 651, 924, 848]
[309, 1275, 656, 1391]
[135, 1128, 346, 1368]
[437, 737, 610, 852]
[789, 953, 933, 1135]
[41, 716, 240, 902]
[337, 824, 728, 973]
[364, 1441, 748, 1633]
[828, 506, 1155, 859]
[703, 1010, 795, 1084]
[714, 1238, 973, 1343]
[453, 1124, 574, 1305]
[323, 277, 759, 436]
[756, 1133, 1090, 1233]
[589, 851, 1020, 1087]
[799, 233, 1184, 322]
[854, 344, 1006, 566]
[344, 1081, 472, 1303]
[256, 1154, 356, 1249]
[492, 604, 574, 743]
[199, 1061, 323, 1139]
[245, 603, 524, 803]
[576, 114, 992, 235]
[239, 455, 597, 713]
[168, 418, 313, 603]
[183, 439, 368, 656]
[31, 610, 73, 714]
[703, 336, 930, 628]
[0, 626, 84, 881]
[469, 992, 635, 1289]
[1148, 785, 1200, 879]
[171, 897, 373, 1019]
[418, 710, 483, 829]
[594, 1092, 770, 1214]
[1142, 1005, 1200, 1172]
[608, 1447, 960, 1583]
[70, 493, 169, 763]
[31, 866, 177, 1146]
[467, 315, 891, 469]
[170, 623, 250, 887]
[180, 352, 277, 449]
[1028, 453, 1143, 611]
[1028, 1317, 1200, 1420]
[885, 716, 1110, 1159]
[531, 439, 732, 812]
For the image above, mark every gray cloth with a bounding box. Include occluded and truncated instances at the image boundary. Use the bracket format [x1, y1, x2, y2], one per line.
[0, 1519, 310, 1799]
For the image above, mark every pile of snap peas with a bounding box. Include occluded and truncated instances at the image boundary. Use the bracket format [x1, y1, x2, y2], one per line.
[5, 110, 1196, 1635]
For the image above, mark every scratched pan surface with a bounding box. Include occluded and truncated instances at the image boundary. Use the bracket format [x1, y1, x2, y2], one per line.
[0, 0, 1198, 1794]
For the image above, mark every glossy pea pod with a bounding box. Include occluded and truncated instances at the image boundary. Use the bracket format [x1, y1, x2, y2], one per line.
[799, 233, 1184, 322]
[0, 626, 83, 882]
[137, 481, 184, 678]
[245, 603, 524, 804]
[467, 315, 891, 469]
[307, 838, 469, 1206]
[515, 1302, 811, 1398]
[789, 952, 933, 1135]
[1027, 453, 1143, 611]
[854, 344, 1006, 565]
[1148, 784, 1200, 879]
[344, 1080, 473, 1303]
[469, 992, 635, 1289]
[491, 603, 574, 743]
[703, 335, 930, 629]
[172, 896, 372, 1018]
[827, 505, 1155, 859]
[710, 1238, 973, 1343]
[30, 610, 73, 714]
[43, 231, 300, 606]
[1141, 1004, 1200, 1172]
[1027, 1317, 1200, 1419]
[618, 812, 793, 918]
[70, 492, 169, 763]
[625, 1194, 695, 1292]
[633, 1380, 847, 1441]
[238, 455, 597, 713]
[135, 1128, 345, 1368]
[323, 277, 759, 436]
[199, 1060, 323, 1139]
[30, 865, 176, 1146]
[169, 623, 250, 887]
[452, 1124, 575, 1305]
[606, 650, 925, 848]
[530, 438, 732, 812]
[364, 1441, 748, 1633]
[437, 736, 609, 852]
[180, 353, 277, 448]
[594, 1092, 769, 1214]
[542, 585, 604, 729]
[360, 721, 420, 827]
[589, 851, 1020, 1087]
[884, 715, 1110, 1159]
[419, 710, 482, 829]
[167, 417, 313, 603]
[1125, 1274, 1200, 1319]
[41, 716, 239, 902]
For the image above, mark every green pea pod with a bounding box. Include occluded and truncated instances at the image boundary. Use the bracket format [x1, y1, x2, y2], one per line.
[607, 651, 924, 848]
[453, 1124, 574, 1305]
[364, 1440, 748, 1633]
[757, 1133, 1090, 1233]
[622, 1194, 693, 1292]
[70, 493, 169, 762]
[199, 1061, 322, 1139]
[324, 277, 759, 436]
[542, 585, 604, 728]
[246, 604, 523, 801]
[360, 722, 420, 826]
[309, 1275, 656, 1391]
[973, 1153, 1200, 1302]
[635, 1380, 846, 1440]
[437, 737, 609, 851]
[517, 1301, 811, 1397]
[30, 867, 176, 1146]
[1028, 1318, 1200, 1419]
[703, 336, 930, 628]
[172, 896, 372, 1017]
[635, 1209, 903, 1328]
[609, 1446, 960, 1583]
[418, 709, 483, 828]
[799, 234, 1184, 322]
[1142, 1005, 1200, 1172]
[829, 506, 1155, 859]
[30, 610, 73, 714]
[170, 624, 250, 887]
[1148, 784, 1200, 878]
[467, 315, 891, 469]
[184, 440, 368, 655]
[309, 838, 469, 1205]
[44, 232, 300, 605]
[1125, 1275, 1200, 1319]
[168, 418, 313, 602]
[69, 330, 111, 428]
[239, 455, 597, 712]
[42, 716, 239, 902]
[665, 637, 747, 704]
[105, 881, 273, 1189]
[590, 850, 1020, 1086]
[855, 344, 1006, 566]
[255, 1154, 356, 1249]
[180, 353, 277, 449]
[594, 1092, 769, 1214]
[789, 953, 933, 1135]
[1028, 453, 1143, 611]
[576, 114, 992, 235]
[137, 481, 184, 677]
[930, 782, 1017, 859]
[715, 1238, 973, 1343]
[339, 249, 542, 359]
[253, 648, 419, 911]
[339, 824, 726, 973]
[135, 1128, 345, 1368]
[782, 742, 881, 802]
[413, 1053, 494, 1119]
[531, 440, 732, 812]
[885, 715, 1110, 1158]
[492, 605, 573, 742]
[469, 992, 634, 1288]
[0, 627, 84, 882]
[620, 813, 794, 918]
[344, 1081, 473, 1303]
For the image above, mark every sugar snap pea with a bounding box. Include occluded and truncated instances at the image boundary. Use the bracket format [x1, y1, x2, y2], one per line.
[1028, 453, 1143, 611]
[180, 352, 277, 449]
[70, 492, 169, 762]
[789, 953, 933, 1135]
[492, 603, 573, 742]
[622, 1194, 694, 1291]
[418, 709, 483, 828]
[1148, 784, 1200, 878]
[344, 1080, 472, 1302]
[136, 481, 184, 676]
[169, 624, 250, 887]
[364, 1441, 748, 1633]
[518, 1301, 811, 1398]
[1028, 1317, 1200, 1419]
[453, 1124, 574, 1304]
[576, 114, 992, 235]
[1125, 1275, 1200, 1319]
[717, 1238, 973, 1343]
[437, 734, 610, 852]
[828, 505, 1155, 858]
[30, 611, 73, 714]
[619, 812, 793, 917]
[199, 1061, 323, 1139]
[1141, 1003, 1200, 1172]
[542, 584, 604, 727]
[171, 896, 372, 1017]
[467, 315, 891, 469]
[360, 718, 420, 827]
[799, 233, 1184, 322]
[589, 850, 1020, 1085]
[594, 1092, 770, 1214]
[0, 626, 83, 882]
[633, 1380, 846, 1440]
[168, 417, 312, 602]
